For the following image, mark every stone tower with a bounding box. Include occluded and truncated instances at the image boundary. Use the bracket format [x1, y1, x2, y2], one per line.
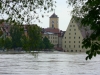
[49, 13, 59, 29]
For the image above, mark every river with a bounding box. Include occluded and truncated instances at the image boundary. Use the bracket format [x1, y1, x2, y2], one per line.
[0, 51, 100, 75]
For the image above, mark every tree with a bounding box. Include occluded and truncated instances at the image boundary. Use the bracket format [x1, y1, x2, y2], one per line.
[27, 25, 42, 51]
[38, 39, 45, 51]
[49, 43, 54, 49]
[0, 0, 56, 24]
[0, 29, 3, 37]
[0, 37, 4, 49]
[10, 25, 24, 49]
[4, 37, 12, 50]
[21, 35, 30, 51]
[43, 37, 54, 50]
[67, 0, 100, 60]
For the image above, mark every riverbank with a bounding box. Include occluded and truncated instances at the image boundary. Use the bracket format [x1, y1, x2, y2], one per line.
[0, 50, 55, 54]
[0, 50, 26, 54]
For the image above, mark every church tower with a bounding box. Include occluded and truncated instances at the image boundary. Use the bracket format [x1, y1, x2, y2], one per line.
[49, 13, 59, 29]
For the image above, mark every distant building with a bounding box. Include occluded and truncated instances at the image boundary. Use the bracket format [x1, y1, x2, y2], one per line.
[62, 16, 92, 52]
[42, 13, 64, 50]
[0, 21, 11, 37]
[0, 20, 38, 38]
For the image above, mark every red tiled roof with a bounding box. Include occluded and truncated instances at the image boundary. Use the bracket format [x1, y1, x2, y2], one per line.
[44, 28, 60, 34]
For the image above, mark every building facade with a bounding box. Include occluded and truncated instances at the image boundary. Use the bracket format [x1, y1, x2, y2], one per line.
[42, 13, 64, 50]
[62, 17, 91, 52]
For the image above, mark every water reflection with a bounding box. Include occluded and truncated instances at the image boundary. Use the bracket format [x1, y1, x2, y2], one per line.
[0, 52, 100, 75]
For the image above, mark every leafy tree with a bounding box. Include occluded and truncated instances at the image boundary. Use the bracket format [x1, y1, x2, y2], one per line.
[4, 37, 12, 50]
[50, 43, 54, 49]
[38, 39, 45, 51]
[67, 0, 100, 60]
[10, 25, 24, 49]
[0, 37, 4, 49]
[43, 37, 54, 50]
[27, 25, 42, 51]
[21, 35, 30, 51]
[0, 29, 3, 37]
[0, 0, 56, 24]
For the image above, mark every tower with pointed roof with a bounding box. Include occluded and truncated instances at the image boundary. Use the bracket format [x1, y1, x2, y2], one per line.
[49, 13, 59, 29]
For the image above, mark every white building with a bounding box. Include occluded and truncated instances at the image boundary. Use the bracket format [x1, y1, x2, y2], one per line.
[62, 16, 92, 52]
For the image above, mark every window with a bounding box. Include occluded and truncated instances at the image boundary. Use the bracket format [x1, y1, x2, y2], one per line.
[69, 45, 71, 48]
[79, 37, 80, 39]
[52, 21, 54, 23]
[65, 41, 66, 43]
[74, 29, 76, 31]
[74, 41, 75, 43]
[79, 45, 80, 48]
[69, 41, 71, 43]
[75, 33, 76, 35]
[72, 21, 73, 23]
[52, 24, 54, 28]
[76, 50, 77, 52]
[71, 50, 73, 52]
[73, 25, 75, 27]
[70, 25, 72, 27]
[69, 33, 71, 35]
[74, 37, 75, 39]
[69, 37, 71, 39]
[65, 45, 66, 48]
[74, 45, 75, 48]
[79, 41, 80, 43]
[65, 37, 66, 39]
[69, 29, 71, 31]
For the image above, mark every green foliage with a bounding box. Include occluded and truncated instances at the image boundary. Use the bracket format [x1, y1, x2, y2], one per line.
[0, 37, 4, 49]
[10, 25, 24, 49]
[27, 25, 42, 51]
[0, 29, 3, 36]
[4, 37, 12, 50]
[0, 0, 56, 24]
[43, 37, 54, 50]
[67, 0, 100, 60]
[21, 35, 30, 51]
[38, 39, 45, 50]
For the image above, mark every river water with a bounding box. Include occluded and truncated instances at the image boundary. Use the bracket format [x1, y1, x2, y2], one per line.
[0, 51, 100, 75]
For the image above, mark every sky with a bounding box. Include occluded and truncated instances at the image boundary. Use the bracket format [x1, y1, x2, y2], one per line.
[35, 0, 73, 31]
[0, 0, 73, 31]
